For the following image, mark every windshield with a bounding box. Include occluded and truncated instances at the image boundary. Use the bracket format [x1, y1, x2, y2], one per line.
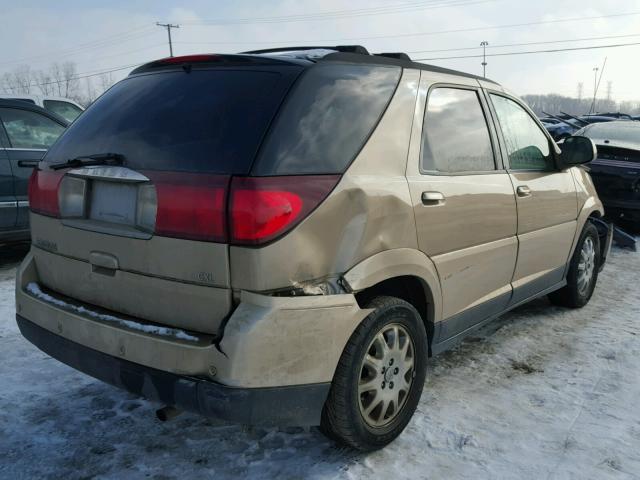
[43, 67, 300, 174]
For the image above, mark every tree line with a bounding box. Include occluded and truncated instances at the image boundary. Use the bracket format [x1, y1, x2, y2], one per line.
[0, 62, 115, 107]
[521, 93, 640, 117]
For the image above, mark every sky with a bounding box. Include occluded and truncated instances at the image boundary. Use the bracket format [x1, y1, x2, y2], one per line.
[1, 0, 640, 102]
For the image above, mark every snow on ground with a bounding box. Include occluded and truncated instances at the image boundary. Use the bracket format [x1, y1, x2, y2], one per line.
[1, 242, 639, 479]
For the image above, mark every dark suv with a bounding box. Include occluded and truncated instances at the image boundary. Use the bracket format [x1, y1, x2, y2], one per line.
[0, 100, 68, 242]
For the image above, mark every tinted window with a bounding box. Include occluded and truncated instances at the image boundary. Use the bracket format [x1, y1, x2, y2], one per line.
[44, 68, 299, 174]
[490, 94, 553, 170]
[253, 64, 401, 175]
[43, 100, 83, 123]
[421, 88, 495, 172]
[0, 108, 65, 149]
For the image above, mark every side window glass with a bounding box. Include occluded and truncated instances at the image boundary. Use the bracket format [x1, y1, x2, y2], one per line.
[0, 108, 65, 149]
[421, 87, 495, 173]
[490, 94, 553, 170]
[43, 100, 83, 123]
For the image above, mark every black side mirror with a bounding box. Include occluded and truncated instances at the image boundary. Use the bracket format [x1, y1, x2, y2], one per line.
[559, 136, 596, 168]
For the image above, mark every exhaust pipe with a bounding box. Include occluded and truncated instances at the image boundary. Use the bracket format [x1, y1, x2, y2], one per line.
[156, 405, 182, 422]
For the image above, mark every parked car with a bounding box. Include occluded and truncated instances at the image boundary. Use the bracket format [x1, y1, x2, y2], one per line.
[0, 99, 68, 242]
[15, 46, 611, 451]
[0, 94, 84, 123]
[576, 121, 640, 227]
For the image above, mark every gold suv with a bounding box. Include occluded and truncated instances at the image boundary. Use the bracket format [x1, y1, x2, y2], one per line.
[15, 46, 612, 451]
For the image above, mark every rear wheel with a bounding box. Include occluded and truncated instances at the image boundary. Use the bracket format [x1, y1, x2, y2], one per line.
[320, 296, 428, 451]
[549, 222, 600, 308]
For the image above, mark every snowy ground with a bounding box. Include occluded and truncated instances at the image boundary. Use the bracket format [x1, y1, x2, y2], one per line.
[1, 242, 639, 480]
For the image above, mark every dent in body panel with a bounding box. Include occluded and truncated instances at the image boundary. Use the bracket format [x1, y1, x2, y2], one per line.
[229, 69, 421, 292]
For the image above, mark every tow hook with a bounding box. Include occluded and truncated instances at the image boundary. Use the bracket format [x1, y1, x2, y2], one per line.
[156, 405, 183, 422]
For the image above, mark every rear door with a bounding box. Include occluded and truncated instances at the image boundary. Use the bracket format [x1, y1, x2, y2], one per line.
[406, 79, 518, 341]
[0, 124, 16, 230]
[29, 65, 301, 335]
[487, 93, 578, 304]
[0, 106, 66, 228]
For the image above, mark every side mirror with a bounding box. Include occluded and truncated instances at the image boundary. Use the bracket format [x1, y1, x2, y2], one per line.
[558, 136, 596, 168]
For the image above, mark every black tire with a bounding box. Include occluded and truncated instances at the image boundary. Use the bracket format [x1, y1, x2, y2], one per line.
[320, 296, 428, 451]
[549, 222, 600, 308]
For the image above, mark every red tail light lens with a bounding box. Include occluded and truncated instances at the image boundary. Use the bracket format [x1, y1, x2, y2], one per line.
[146, 172, 229, 242]
[28, 169, 64, 217]
[229, 175, 340, 245]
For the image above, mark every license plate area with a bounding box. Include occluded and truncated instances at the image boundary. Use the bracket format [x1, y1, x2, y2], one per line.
[89, 181, 138, 226]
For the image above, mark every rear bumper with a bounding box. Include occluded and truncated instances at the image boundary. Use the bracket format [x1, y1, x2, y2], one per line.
[17, 315, 330, 426]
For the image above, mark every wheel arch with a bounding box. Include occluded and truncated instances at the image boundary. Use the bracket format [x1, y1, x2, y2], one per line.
[342, 248, 442, 354]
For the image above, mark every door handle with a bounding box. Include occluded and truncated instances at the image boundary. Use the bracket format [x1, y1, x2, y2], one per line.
[516, 185, 532, 198]
[421, 191, 445, 205]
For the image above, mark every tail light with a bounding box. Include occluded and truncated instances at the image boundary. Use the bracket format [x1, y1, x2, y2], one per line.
[229, 175, 340, 245]
[146, 172, 229, 242]
[28, 169, 64, 217]
[28, 167, 339, 246]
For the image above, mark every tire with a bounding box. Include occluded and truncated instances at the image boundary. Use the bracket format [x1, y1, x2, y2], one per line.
[320, 296, 428, 451]
[549, 222, 600, 308]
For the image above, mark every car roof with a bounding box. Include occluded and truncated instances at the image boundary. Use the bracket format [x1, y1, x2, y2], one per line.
[0, 99, 70, 126]
[131, 46, 499, 85]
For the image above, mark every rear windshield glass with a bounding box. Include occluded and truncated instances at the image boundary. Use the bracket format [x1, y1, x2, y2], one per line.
[581, 122, 640, 146]
[252, 63, 401, 175]
[43, 68, 300, 174]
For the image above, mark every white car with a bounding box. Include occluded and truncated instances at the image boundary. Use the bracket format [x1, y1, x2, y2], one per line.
[0, 94, 84, 123]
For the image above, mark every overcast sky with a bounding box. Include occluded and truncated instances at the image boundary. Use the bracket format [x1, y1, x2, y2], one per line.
[1, 0, 640, 102]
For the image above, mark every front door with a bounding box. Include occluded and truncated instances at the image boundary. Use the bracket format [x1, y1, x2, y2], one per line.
[0, 106, 66, 228]
[488, 93, 578, 304]
[406, 81, 518, 342]
[0, 125, 16, 230]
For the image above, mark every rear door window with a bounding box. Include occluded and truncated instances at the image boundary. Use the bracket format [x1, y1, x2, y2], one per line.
[0, 108, 65, 149]
[421, 87, 495, 173]
[252, 63, 401, 175]
[43, 67, 301, 174]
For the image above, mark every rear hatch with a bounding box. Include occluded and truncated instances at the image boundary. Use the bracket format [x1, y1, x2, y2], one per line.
[28, 58, 302, 335]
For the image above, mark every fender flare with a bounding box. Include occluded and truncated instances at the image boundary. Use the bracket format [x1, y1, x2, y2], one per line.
[342, 248, 443, 324]
[565, 196, 604, 275]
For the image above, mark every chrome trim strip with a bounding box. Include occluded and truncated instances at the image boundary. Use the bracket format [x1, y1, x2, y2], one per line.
[68, 166, 149, 183]
[0, 148, 48, 152]
[17, 200, 29, 208]
[0, 201, 17, 208]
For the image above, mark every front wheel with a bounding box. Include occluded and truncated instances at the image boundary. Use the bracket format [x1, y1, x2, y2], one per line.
[549, 222, 600, 308]
[320, 296, 428, 451]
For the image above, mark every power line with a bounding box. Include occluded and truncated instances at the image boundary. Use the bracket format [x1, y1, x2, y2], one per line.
[172, 11, 640, 46]
[413, 40, 640, 61]
[407, 32, 640, 54]
[182, 0, 495, 25]
[0, 25, 157, 67]
[24, 63, 143, 89]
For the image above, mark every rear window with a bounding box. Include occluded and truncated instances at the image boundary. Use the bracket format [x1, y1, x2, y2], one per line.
[43, 68, 300, 174]
[252, 63, 401, 175]
[581, 122, 640, 146]
[43, 100, 83, 123]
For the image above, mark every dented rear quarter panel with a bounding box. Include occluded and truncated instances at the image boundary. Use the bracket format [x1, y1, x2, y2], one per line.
[229, 69, 421, 292]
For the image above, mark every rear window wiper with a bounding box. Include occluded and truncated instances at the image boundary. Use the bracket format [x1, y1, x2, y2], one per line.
[49, 153, 125, 170]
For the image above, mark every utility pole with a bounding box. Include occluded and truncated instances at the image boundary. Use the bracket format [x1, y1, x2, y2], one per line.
[156, 22, 180, 57]
[606, 81, 613, 101]
[577, 82, 583, 101]
[589, 57, 607, 114]
[480, 41, 489, 78]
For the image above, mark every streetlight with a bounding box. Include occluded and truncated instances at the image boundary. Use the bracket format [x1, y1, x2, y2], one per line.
[480, 41, 489, 78]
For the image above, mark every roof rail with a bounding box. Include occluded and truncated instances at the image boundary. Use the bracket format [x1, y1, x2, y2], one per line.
[375, 52, 411, 61]
[242, 45, 370, 55]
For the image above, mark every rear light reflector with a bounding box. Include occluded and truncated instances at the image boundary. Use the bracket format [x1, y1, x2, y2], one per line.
[145, 172, 229, 242]
[156, 54, 221, 65]
[58, 176, 87, 218]
[229, 175, 340, 245]
[28, 169, 64, 217]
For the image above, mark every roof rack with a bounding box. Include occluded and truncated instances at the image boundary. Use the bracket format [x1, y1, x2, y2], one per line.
[374, 52, 411, 61]
[241, 45, 370, 55]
